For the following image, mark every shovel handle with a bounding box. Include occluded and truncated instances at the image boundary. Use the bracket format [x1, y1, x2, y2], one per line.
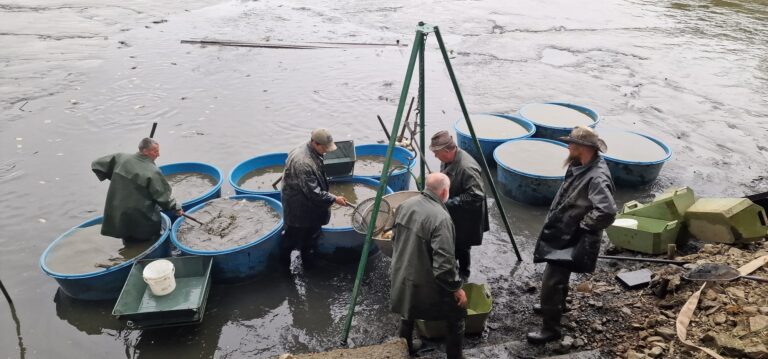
[150, 122, 158, 138]
[182, 213, 204, 226]
[598, 255, 688, 265]
[742, 275, 768, 283]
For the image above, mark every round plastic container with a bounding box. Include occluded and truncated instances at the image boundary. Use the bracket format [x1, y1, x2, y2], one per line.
[229, 152, 288, 200]
[159, 162, 224, 220]
[454, 114, 535, 165]
[171, 195, 284, 282]
[518, 102, 600, 140]
[599, 129, 672, 187]
[320, 177, 393, 261]
[40, 213, 172, 301]
[373, 191, 421, 258]
[493, 138, 569, 206]
[142, 259, 176, 296]
[354, 144, 415, 192]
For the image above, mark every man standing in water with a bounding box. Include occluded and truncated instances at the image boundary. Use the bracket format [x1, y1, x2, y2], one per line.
[91, 138, 183, 242]
[280, 128, 348, 270]
[527, 126, 617, 344]
[391, 172, 467, 359]
[429, 130, 489, 281]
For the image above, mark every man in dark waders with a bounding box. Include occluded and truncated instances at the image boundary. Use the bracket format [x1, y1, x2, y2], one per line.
[280, 128, 348, 270]
[429, 131, 489, 282]
[91, 138, 183, 242]
[390, 173, 468, 359]
[527, 126, 617, 344]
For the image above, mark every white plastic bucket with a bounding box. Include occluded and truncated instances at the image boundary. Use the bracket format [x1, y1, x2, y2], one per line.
[613, 218, 639, 230]
[143, 259, 176, 296]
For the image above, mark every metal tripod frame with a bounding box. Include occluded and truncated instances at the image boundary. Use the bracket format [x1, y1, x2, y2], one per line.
[340, 22, 523, 344]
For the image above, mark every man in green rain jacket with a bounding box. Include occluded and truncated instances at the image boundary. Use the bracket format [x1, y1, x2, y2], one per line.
[91, 138, 183, 242]
[390, 173, 467, 359]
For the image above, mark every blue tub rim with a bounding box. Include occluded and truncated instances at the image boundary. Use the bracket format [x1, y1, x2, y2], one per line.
[170, 194, 285, 256]
[517, 102, 601, 131]
[323, 176, 394, 232]
[493, 138, 569, 180]
[354, 144, 416, 178]
[452, 113, 536, 143]
[159, 161, 224, 206]
[599, 130, 673, 166]
[227, 152, 287, 196]
[39, 213, 172, 280]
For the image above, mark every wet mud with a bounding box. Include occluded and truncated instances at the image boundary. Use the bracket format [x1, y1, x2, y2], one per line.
[456, 114, 530, 139]
[327, 182, 378, 227]
[237, 165, 285, 191]
[495, 140, 569, 177]
[176, 198, 280, 251]
[2, 0, 768, 357]
[354, 155, 404, 177]
[600, 130, 669, 162]
[519, 103, 595, 128]
[165, 172, 217, 203]
[44, 224, 154, 274]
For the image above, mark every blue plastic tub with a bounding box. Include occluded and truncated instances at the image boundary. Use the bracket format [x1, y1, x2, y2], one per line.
[454, 114, 536, 165]
[159, 162, 223, 220]
[40, 213, 172, 301]
[171, 195, 284, 281]
[600, 131, 672, 187]
[518, 102, 600, 140]
[229, 152, 288, 200]
[354, 144, 415, 192]
[320, 177, 393, 261]
[493, 138, 568, 206]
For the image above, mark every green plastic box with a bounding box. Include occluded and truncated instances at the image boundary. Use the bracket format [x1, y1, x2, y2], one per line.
[415, 283, 492, 339]
[606, 215, 681, 254]
[621, 187, 695, 221]
[112, 256, 213, 329]
[685, 198, 768, 243]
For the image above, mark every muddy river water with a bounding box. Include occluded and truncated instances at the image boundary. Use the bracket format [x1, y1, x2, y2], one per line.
[1, 0, 767, 358]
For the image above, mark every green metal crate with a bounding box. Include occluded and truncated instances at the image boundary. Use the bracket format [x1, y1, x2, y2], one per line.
[621, 187, 695, 222]
[323, 140, 356, 179]
[415, 283, 492, 339]
[112, 256, 213, 329]
[606, 215, 681, 255]
[685, 198, 768, 243]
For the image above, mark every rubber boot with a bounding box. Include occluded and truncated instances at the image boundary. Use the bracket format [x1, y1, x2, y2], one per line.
[445, 317, 465, 359]
[399, 319, 417, 355]
[526, 306, 562, 344]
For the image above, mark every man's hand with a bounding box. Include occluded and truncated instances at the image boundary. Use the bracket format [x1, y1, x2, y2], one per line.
[454, 289, 467, 309]
[177, 209, 184, 217]
[335, 196, 349, 206]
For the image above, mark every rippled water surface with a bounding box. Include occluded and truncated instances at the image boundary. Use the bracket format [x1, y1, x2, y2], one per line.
[1, 0, 767, 357]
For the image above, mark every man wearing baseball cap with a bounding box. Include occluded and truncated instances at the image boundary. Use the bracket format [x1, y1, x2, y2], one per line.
[528, 126, 617, 344]
[280, 128, 348, 270]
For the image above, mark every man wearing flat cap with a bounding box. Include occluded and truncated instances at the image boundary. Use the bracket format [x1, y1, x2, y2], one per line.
[429, 130, 489, 282]
[527, 126, 617, 344]
[280, 128, 349, 270]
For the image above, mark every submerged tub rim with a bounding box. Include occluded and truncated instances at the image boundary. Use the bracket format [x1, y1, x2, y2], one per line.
[159, 161, 225, 206]
[493, 138, 568, 180]
[517, 102, 601, 131]
[354, 144, 415, 177]
[170, 194, 285, 256]
[599, 130, 673, 165]
[453, 113, 536, 143]
[40, 213, 172, 280]
[323, 176, 394, 232]
[228, 152, 287, 197]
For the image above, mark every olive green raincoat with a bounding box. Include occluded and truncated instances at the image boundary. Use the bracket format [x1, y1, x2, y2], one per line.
[441, 148, 489, 248]
[390, 190, 462, 320]
[91, 152, 179, 240]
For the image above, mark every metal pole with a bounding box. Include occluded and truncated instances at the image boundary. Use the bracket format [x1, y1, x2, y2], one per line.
[418, 31, 427, 191]
[433, 26, 523, 261]
[340, 30, 424, 345]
